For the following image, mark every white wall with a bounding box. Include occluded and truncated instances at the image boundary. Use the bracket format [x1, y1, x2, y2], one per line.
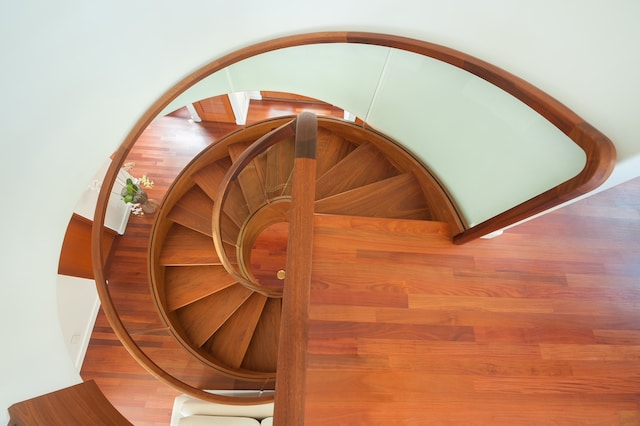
[1, 0, 639, 421]
[56, 275, 101, 371]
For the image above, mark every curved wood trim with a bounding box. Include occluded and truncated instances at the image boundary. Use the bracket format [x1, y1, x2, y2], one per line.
[274, 112, 317, 425]
[212, 119, 297, 296]
[452, 122, 616, 244]
[93, 31, 615, 402]
[147, 117, 297, 381]
[92, 207, 273, 405]
[102, 31, 615, 242]
[318, 116, 465, 234]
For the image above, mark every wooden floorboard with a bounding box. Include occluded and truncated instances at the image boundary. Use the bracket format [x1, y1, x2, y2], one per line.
[81, 98, 640, 425]
[305, 204, 640, 425]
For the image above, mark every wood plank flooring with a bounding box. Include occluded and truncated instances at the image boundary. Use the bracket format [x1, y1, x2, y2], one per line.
[305, 212, 640, 424]
[81, 97, 640, 425]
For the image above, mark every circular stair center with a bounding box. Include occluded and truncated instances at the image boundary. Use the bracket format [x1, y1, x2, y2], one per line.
[250, 221, 289, 291]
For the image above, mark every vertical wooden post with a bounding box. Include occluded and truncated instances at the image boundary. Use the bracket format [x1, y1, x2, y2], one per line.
[273, 112, 317, 425]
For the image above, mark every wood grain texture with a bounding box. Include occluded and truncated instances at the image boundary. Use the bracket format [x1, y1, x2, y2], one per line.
[242, 297, 282, 373]
[191, 157, 232, 200]
[193, 95, 236, 123]
[8, 380, 132, 426]
[84, 102, 637, 425]
[164, 265, 237, 311]
[159, 224, 220, 266]
[274, 112, 318, 425]
[315, 142, 396, 200]
[176, 283, 253, 347]
[166, 185, 214, 237]
[228, 142, 268, 212]
[316, 117, 463, 232]
[83, 103, 340, 423]
[265, 137, 295, 198]
[204, 292, 269, 369]
[302, 195, 640, 425]
[315, 127, 355, 179]
[97, 32, 615, 260]
[59, 213, 117, 279]
[315, 172, 431, 219]
[84, 109, 280, 421]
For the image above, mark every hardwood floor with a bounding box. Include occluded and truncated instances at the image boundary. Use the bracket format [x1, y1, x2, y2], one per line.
[81, 97, 640, 425]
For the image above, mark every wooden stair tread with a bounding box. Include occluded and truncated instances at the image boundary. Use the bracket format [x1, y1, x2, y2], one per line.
[203, 292, 269, 369]
[315, 142, 397, 200]
[175, 283, 254, 347]
[8, 380, 132, 426]
[192, 157, 233, 200]
[227, 141, 251, 162]
[223, 241, 238, 264]
[167, 185, 214, 236]
[312, 214, 451, 255]
[164, 265, 237, 311]
[265, 137, 295, 198]
[315, 173, 432, 220]
[222, 181, 251, 228]
[219, 211, 241, 245]
[316, 128, 355, 179]
[242, 297, 281, 373]
[310, 214, 451, 297]
[159, 224, 220, 266]
[228, 142, 268, 212]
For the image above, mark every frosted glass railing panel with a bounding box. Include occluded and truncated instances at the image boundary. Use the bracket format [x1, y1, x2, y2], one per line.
[159, 70, 232, 117]
[156, 42, 587, 227]
[225, 43, 387, 119]
[366, 48, 586, 226]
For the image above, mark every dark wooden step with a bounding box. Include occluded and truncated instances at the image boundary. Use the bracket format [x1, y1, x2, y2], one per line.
[315, 173, 432, 220]
[203, 292, 269, 369]
[222, 180, 250, 229]
[223, 241, 239, 264]
[315, 142, 398, 200]
[167, 185, 214, 237]
[175, 283, 254, 347]
[219, 211, 241, 246]
[265, 137, 295, 198]
[241, 297, 281, 373]
[159, 224, 220, 266]
[164, 265, 237, 311]
[228, 142, 268, 212]
[315, 128, 355, 178]
[192, 157, 233, 200]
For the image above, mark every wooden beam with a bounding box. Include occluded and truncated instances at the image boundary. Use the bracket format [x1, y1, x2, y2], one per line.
[274, 112, 317, 425]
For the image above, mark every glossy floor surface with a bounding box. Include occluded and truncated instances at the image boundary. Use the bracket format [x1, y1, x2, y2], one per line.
[81, 99, 640, 425]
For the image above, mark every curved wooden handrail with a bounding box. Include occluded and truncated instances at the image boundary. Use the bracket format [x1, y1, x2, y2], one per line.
[91, 182, 273, 405]
[212, 118, 297, 296]
[273, 112, 317, 425]
[113, 31, 612, 243]
[92, 31, 615, 407]
[452, 122, 616, 243]
[343, 33, 616, 242]
[145, 116, 295, 384]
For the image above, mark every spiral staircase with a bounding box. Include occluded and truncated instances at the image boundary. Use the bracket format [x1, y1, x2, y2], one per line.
[78, 33, 615, 424]
[146, 114, 461, 392]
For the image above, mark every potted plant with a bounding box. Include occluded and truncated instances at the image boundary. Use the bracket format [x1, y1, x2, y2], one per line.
[121, 178, 148, 204]
[121, 176, 158, 214]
